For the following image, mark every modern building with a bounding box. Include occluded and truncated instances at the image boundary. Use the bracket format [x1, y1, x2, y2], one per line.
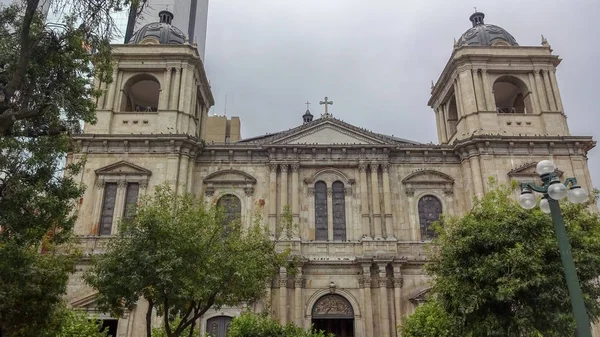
[205, 116, 241, 144]
[65, 10, 598, 337]
[124, 0, 209, 60]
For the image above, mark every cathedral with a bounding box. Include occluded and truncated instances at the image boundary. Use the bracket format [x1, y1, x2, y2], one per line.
[65, 9, 597, 337]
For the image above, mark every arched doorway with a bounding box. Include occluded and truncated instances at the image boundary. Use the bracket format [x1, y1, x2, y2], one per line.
[311, 294, 354, 337]
[206, 316, 231, 337]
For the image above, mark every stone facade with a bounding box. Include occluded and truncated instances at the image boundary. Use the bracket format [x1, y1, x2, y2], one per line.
[65, 15, 598, 337]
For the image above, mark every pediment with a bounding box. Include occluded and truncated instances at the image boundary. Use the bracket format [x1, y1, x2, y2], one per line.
[409, 287, 431, 304]
[203, 170, 257, 185]
[95, 160, 152, 176]
[70, 293, 98, 309]
[508, 162, 563, 178]
[402, 170, 454, 184]
[274, 123, 385, 145]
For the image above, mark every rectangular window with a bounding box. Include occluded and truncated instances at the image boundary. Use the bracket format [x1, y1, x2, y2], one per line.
[99, 183, 117, 235]
[123, 182, 140, 221]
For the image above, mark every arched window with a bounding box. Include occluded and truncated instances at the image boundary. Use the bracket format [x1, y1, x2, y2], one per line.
[493, 76, 531, 114]
[120, 74, 160, 112]
[332, 181, 346, 241]
[314, 181, 328, 241]
[217, 194, 241, 227]
[206, 316, 232, 337]
[418, 195, 442, 240]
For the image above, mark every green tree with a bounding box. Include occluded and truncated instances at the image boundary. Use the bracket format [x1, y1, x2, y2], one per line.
[85, 185, 290, 337]
[51, 306, 108, 337]
[0, 0, 141, 334]
[399, 300, 458, 337]
[227, 311, 334, 337]
[427, 182, 600, 337]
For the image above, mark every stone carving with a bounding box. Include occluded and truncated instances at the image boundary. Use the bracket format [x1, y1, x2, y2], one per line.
[307, 187, 315, 196]
[358, 164, 367, 172]
[291, 164, 300, 172]
[117, 180, 127, 189]
[205, 187, 215, 197]
[269, 163, 278, 172]
[280, 164, 288, 172]
[95, 180, 105, 188]
[362, 275, 372, 289]
[312, 295, 353, 317]
[404, 188, 415, 197]
[279, 277, 287, 288]
[344, 186, 352, 195]
[393, 277, 403, 288]
[244, 187, 254, 196]
[378, 275, 388, 287]
[139, 180, 148, 189]
[294, 277, 305, 288]
[326, 187, 333, 196]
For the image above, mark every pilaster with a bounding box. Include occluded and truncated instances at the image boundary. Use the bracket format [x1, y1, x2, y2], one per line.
[370, 163, 382, 239]
[326, 187, 334, 241]
[279, 267, 287, 325]
[549, 69, 564, 112]
[542, 70, 557, 111]
[381, 163, 394, 239]
[359, 164, 371, 239]
[534, 70, 549, 111]
[377, 262, 390, 337]
[294, 268, 304, 326]
[481, 69, 494, 111]
[392, 264, 404, 337]
[360, 263, 374, 337]
[268, 164, 278, 235]
[280, 164, 289, 238]
[291, 164, 300, 238]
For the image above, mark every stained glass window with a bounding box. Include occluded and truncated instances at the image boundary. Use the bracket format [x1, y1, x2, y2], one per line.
[122, 183, 139, 221]
[99, 183, 117, 235]
[418, 195, 442, 240]
[217, 194, 241, 227]
[314, 181, 328, 241]
[332, 181, 346, 241]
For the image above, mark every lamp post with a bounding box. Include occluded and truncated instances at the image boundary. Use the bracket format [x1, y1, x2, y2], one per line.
[519, 160, 591, 337]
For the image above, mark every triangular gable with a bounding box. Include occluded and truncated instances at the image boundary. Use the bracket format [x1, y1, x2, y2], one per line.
[238, 117, 420, 146]
[95, 160, 152, 176]
[70, 293, 99, 309]
[508, 162, 563, 178]
[402, 169, 454, 192]
[203, 169, 257, 185]
[409, 287, 431, 304]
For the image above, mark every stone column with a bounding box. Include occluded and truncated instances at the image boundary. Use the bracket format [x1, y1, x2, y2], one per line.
[170, 68, 182, 110]
[549, 69, 564, 112]
[542, 70, 557, 111]
[370, 163, 382, 239]
[268, 164, 278, 235]
[377, 263, 390, 337]
[527, 73, 541, 114]
[160, 67, 172, 111]
[361, 263, 374, 337]
[177, 66, 189, 111]
[381, 163, 394, 239]
[470, 155, 485, 198]
[177, 154, 189, 195]
[104, 67, 118, 110]
[444, 189, 455, 216]
[359, 164, 371, 239]
[481, 69, 494, 111]
[113, 70, 124, 112]
[280, 164, 289, 238]
[327, 187, 333, 241]
[291, 164, 300, 231]
[472, 69, 484, 111]
[279, 268, 287, 324]
[392, 265, 404, 336]
[406, 189, 418, 240]
[454, 80, 465, 117]
[439, 105, 448, 141]
[434, 109, 443, 143]
[294, 268, 304, 326]
[534, 70, 549, 111]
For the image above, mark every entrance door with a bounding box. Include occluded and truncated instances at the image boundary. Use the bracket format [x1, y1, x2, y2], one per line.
[311, 294, 355, 337]
[206, 316, 232, 337]
[312, 318, 354, 337]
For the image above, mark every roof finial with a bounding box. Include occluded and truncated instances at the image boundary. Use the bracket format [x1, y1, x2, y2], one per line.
[541, 34, 550, 47]
[431, 80, 435, 90]
[319, 96, 333, 118]
[469, 10, 485, 26]
[453, 38, 458, 49]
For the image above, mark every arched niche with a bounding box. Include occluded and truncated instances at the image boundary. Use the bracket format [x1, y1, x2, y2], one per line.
[492, 75, 532, 114]
[304, 168, 355, 189]
[120, 73, 161, 112]
[203, 169, 257, 197]
[402, 169, 454, 194]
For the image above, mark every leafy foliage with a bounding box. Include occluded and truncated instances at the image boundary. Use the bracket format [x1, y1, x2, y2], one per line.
[227, 312, 334, 337]
[51, 306, 108, 337]
[0, 0, 141, 334]
[399, 300, 458, 337]
[426, 182, 600, 336]
[85, 185, 290, 337]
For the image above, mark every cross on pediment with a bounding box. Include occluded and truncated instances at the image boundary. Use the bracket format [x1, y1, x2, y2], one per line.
[319, 96, 333, 117]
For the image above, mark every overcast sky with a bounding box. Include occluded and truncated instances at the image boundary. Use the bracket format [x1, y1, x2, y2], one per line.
[202, 0, 600, 187]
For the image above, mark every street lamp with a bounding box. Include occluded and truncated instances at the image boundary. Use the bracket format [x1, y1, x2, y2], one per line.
[519, 159, 591, 337]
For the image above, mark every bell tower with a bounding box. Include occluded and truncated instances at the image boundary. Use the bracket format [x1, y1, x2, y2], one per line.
[88, 10, 214, 138]
[429, 11, 568, 144]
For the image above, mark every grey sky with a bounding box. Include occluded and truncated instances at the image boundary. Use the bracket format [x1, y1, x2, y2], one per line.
[203, 0, 600, 187]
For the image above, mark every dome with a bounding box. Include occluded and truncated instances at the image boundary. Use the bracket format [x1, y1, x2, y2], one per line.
[128, 11, 186, 45]
[457, 12, 518, 47]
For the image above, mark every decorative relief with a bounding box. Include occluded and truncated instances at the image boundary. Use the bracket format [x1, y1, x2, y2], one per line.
[139, 180, 148, 189]
[381, 163, 390, 172]
[326, 188, 333, 197]
[280, 164, 288, 173]
[95, 180, 106, 188]
[312, 295, 354, 318]
[269, 164, 278, 172]
[205, 187, 215, 197]
[378, 275, 388, 287]
[294, 277, 305, 288]
[307, 187, 315, 196]
[369, 163, 379, 171]
[279, 277, 288, 288]
[362, 275, 371, 289]
[404, 188, 415, 197]
[291, 164, 300, 172]
[393, 277, 404, 288]
[358, 164, 367, 172]
[244, 187, 254, 196]
[344, 186, 352, 195]
[117, 180, 127, 189]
